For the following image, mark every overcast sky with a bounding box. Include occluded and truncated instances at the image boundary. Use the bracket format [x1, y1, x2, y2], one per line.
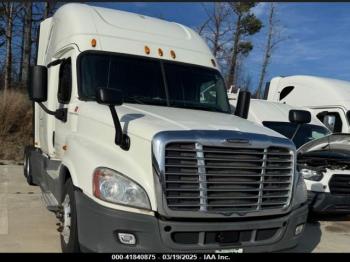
[89, 2, 350, 91]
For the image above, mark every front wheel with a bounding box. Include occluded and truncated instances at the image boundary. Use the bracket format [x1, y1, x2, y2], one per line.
[60, 179, 80, 253]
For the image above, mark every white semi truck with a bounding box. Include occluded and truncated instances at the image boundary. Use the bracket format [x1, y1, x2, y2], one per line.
[263, 76, 350, 213]
[252, 104, 350, 215]
[231, 93, 350, 215]
[24, 4, 308, 253]
[264, 75, 350, 133]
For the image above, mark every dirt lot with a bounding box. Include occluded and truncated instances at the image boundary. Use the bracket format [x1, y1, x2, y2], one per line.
[0, 165, 349, 253]
[0, 165, 60, 252]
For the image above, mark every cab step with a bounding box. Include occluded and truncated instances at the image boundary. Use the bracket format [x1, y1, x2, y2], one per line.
[42, 191, 59, 212]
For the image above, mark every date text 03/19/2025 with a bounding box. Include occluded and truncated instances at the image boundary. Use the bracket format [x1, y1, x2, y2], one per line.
[111, 252, 242, 261]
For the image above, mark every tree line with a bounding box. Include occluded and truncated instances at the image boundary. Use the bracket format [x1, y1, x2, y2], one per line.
[0, 2, 284, 98]
[198, 2, 285, 97]
[0, 1, 60, 92]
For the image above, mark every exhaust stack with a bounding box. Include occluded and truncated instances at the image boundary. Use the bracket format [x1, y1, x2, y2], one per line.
[234, 91, 251, 119]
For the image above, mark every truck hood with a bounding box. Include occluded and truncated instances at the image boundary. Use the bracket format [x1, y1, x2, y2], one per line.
[298, 134, 350, 154]
[79, 103, 285, 141]
[298, 134, 350, 167]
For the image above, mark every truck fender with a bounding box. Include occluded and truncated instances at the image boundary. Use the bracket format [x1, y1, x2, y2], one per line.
[59, 136, 128, 199]
[59, 134, 156, 209]
[57, 164, 78, 203]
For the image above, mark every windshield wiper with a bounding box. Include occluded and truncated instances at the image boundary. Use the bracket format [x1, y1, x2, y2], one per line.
[171, 103, 224, 113]
[125, 96, 166, 106]
[126, 96, 145, 105]
[291, 125, 302, 141]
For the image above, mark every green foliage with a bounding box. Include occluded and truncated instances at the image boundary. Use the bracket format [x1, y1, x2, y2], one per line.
[238, 41, 253, 56]
[230, 2, 257, 14]
[232, 2, 263, 58]
[240, 14, 262, 35]
[226, 2, 263, 87]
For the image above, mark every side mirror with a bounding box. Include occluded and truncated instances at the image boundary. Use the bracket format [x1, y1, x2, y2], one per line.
[29, 65, 48, 102]
[234, 91, 251, 119]
[96, 88, 123, 106]
[289, 110, 311, 124]
[323, 115, 336, 132]
[96, 88, 129, 150]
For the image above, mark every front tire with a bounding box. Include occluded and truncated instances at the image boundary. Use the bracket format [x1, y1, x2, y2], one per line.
[23, 146, 35, 185]
[60, 179, 80, 253]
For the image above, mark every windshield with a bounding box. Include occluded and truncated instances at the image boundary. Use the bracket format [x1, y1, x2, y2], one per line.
[263, 121, 331, 148]
[79, 53, 231, 113]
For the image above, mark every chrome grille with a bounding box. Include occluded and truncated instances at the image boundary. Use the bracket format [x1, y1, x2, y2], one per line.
[164, 143, 293, 213]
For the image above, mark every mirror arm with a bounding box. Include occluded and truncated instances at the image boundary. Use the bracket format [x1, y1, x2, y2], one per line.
[291, 124, 302, 141]
[38, 102, 67, 122]
[108, 105, 130, 151]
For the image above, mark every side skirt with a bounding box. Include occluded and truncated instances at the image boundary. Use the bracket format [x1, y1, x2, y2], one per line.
[30, 150, 62, 211]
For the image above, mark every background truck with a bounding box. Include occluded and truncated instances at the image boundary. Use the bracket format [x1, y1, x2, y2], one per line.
[263, 75, 350, 133]
[229, 94, 350, 214]
[24, 3, 308, 252]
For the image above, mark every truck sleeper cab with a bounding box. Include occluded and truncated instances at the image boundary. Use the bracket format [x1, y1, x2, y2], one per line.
[25, 3, 308, 252]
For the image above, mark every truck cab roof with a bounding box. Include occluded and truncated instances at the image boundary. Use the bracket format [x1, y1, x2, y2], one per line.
[38, 3, 216, 70]
[266, 75, 350, 107]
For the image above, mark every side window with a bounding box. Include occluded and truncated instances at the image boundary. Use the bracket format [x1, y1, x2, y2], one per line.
[58, 58, 72, 104]
[279, 86, 294, 101]
[317, 111, 342, 133]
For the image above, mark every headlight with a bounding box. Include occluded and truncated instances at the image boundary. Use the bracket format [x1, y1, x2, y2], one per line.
[292, 172, 308, 208]
[93, 167, 151, 210]
[299, 168, 323, 181]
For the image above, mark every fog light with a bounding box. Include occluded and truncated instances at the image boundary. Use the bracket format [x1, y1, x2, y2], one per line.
[295, 224, 304, 236]
[118, 233, 136, 245]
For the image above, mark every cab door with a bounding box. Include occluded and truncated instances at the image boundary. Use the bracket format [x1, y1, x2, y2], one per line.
[53, 52, 75, 159]
[38, 61, 59, 156]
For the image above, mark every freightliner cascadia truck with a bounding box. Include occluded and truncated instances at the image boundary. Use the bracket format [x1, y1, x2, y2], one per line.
[24, 3, 308, 252]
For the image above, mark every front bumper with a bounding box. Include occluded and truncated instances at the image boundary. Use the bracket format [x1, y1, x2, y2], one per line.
[75, 191, 308, 253]
[307, 191, 350, 214]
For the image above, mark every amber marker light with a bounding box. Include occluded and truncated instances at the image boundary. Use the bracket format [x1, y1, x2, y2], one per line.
[92, 169, 102, 199]
[91, 38, 97, 48]
[170, 50, 176, 59]
[144, 45, 151, 55]
[63, 145, 68, 151]
[158, 48, 163, 57]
